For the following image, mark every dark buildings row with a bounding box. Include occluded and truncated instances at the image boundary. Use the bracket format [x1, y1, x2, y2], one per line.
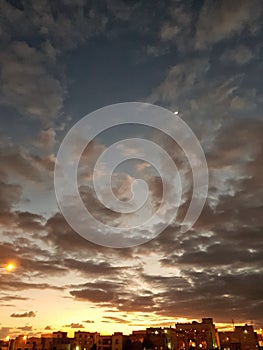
[1, 318, 262, 350]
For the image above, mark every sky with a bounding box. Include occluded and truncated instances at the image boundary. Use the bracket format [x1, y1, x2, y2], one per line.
[0, 0, 263, 339]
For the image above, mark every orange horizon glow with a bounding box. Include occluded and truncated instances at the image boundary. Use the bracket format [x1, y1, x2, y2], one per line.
[2, 320, 262, 340]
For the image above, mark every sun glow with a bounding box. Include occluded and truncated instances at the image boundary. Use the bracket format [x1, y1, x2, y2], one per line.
[6, 263, 15, 271]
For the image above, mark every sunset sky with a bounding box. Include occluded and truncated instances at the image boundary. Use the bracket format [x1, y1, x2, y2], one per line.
[0, 0, 263, 339]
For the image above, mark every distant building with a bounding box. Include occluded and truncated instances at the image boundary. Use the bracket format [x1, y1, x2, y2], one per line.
[145, 327, 166, 350]
[95, 333, 129, 350]
[257, 329, 263, 350]
[143, 321, 220, 350]
[74, 331, 99, 350]
[219, 324, 257, 350]
[41, 332, 73, 350]
[234, 325, 257, 350]
[175, 318, 220, 349]
[126, 330, 146, 350]
[112, 333, 125, 350]
[96, 335, 112, 350]
[128, 331, 146, 344]
[219, 331, 241, 350]
[12, 336, 42, 350]
[0, 340, 12, 350]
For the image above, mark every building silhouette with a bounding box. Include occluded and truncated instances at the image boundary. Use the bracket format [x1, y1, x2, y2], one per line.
[1, 320, 262, 350]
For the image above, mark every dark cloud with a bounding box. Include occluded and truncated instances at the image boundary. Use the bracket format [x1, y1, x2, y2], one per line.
[0, 145, 55, 200]
[70, 288, 116, 304]
[0, 41, 64, 124]
[159, 1, 195, 51]
[195, 0, 263, 49]
[18, 256, 67, 277]
[63, 323, 84, 329]
[0, 278, 63, 292]
[17, 326, 33, 332]
[0, 295, 29, 302]
[0, 180, 22, 213]
[70, 280, 128, 306]
[10, 311, 36, 318]
[70, 277, 167, 313]
[15, 211, 45, 233]
[132, 270, 263, 326]
[0, 0, 110, 127]
[102, 316, 129, 324]
[220, 45, 254, 65]
[78, 184, 122, 226]
[43, 213, 90, 251]
[63, 258, 123, 276]
[43, 212, 134, 259]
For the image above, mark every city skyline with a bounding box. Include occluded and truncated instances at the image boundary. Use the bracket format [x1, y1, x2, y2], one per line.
[1, 323, 263, 340]
[0, 317, 261, 338]
[0, 0, 263, 341]
[1, 318, 262, 350]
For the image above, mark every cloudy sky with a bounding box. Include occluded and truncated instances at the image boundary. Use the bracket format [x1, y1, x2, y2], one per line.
[0, 0, 263, 339]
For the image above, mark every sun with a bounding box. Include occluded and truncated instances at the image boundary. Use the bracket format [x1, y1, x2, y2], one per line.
[6, 263, 15, 272]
